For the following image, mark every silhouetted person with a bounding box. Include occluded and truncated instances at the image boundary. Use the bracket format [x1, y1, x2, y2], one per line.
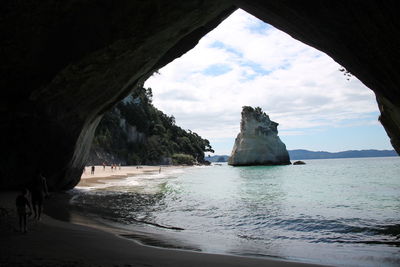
[91, 165, 95, 175]
[16, 188, 32, 233]
[31, 173, 48, 220]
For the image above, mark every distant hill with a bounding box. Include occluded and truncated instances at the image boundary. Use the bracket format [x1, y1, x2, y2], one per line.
[288, 149, 398, 160]
[207, 149, 398, 162]
[206, 155, 230, 162]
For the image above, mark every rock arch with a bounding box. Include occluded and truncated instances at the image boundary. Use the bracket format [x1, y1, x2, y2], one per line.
[1, 0, 399, 190]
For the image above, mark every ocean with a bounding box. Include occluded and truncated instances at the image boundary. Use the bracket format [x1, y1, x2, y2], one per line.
[68, 157, 400, 266]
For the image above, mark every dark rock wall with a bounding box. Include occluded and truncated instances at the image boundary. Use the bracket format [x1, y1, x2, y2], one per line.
[0, 0, 235, 190]
[1, 0, 399, 190]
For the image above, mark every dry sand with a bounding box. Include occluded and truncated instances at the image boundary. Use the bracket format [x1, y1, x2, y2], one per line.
[79, 165, 166, 187]
[0, 167, 327, 267]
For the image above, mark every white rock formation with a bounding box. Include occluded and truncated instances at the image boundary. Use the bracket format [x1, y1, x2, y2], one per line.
[228, 106, 291, 166]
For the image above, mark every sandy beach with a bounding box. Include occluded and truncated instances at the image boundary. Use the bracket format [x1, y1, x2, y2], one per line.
[79, 165, 168, 187]
[0, 166, 327, 267]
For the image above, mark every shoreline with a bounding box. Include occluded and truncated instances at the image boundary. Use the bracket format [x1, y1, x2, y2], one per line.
[79, 165, 180, 187]
[0, 193, 325, 267]
[0, 167, 327, 267]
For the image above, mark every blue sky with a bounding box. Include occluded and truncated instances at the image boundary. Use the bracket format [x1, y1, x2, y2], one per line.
[145, 9, 393, 155]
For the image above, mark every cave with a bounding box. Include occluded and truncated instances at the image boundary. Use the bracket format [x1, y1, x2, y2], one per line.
[1, 0, 399, 191]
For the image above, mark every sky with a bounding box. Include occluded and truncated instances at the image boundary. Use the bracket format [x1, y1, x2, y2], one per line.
[144, 9, 393, 156]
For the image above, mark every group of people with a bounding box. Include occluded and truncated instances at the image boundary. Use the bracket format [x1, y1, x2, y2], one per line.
[110, 163, 121, 171]
[102, 162, 121, 172]
[86, 163, 122, 176]
[15, 172, 49, 233]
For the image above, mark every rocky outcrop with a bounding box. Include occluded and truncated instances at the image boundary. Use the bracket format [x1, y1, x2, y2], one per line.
[87, 147, 127, 166]
[1, 1, 400, 190]
[293, 161, 306, 165]
[229, 107, 290, 166]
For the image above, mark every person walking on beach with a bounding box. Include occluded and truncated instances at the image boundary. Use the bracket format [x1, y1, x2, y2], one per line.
[91, 165, 95, 175]
[31, 173, 49, 220]
[16, 188, 32, 233]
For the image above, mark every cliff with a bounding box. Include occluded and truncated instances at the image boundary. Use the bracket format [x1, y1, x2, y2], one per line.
[229, 107, 290, 166]
[90, 87, 214, 166]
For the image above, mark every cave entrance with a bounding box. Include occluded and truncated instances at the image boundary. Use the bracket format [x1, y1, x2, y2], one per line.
[65, 9, 400, 267]
[144, 9, 392, 156]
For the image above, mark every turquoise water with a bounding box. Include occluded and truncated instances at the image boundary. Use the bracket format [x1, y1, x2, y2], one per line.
[70, 157, 400, 266]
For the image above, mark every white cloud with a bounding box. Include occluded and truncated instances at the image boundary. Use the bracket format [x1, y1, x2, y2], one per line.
[145, 9, 381, 154]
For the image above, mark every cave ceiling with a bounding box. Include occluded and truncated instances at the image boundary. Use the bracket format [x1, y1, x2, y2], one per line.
[1, 0, 399, 190]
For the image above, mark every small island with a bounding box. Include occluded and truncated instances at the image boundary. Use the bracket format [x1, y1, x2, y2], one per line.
[228, 106, 291, 166]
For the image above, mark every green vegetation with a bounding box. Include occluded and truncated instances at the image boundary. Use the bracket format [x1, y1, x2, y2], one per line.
[172, 154, 196, 165]
[242, 106, 267, 121]
[92, 87, 214, 165]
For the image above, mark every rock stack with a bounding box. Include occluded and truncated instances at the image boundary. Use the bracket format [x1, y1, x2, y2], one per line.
[228, 106, 291, 166]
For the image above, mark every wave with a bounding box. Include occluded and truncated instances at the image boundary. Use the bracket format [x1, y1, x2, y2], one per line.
[126, 218, 184, 231]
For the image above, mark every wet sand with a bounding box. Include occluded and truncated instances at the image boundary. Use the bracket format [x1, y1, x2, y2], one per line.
[79, 165, 168, 187]
[0, 169, 328, 267]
